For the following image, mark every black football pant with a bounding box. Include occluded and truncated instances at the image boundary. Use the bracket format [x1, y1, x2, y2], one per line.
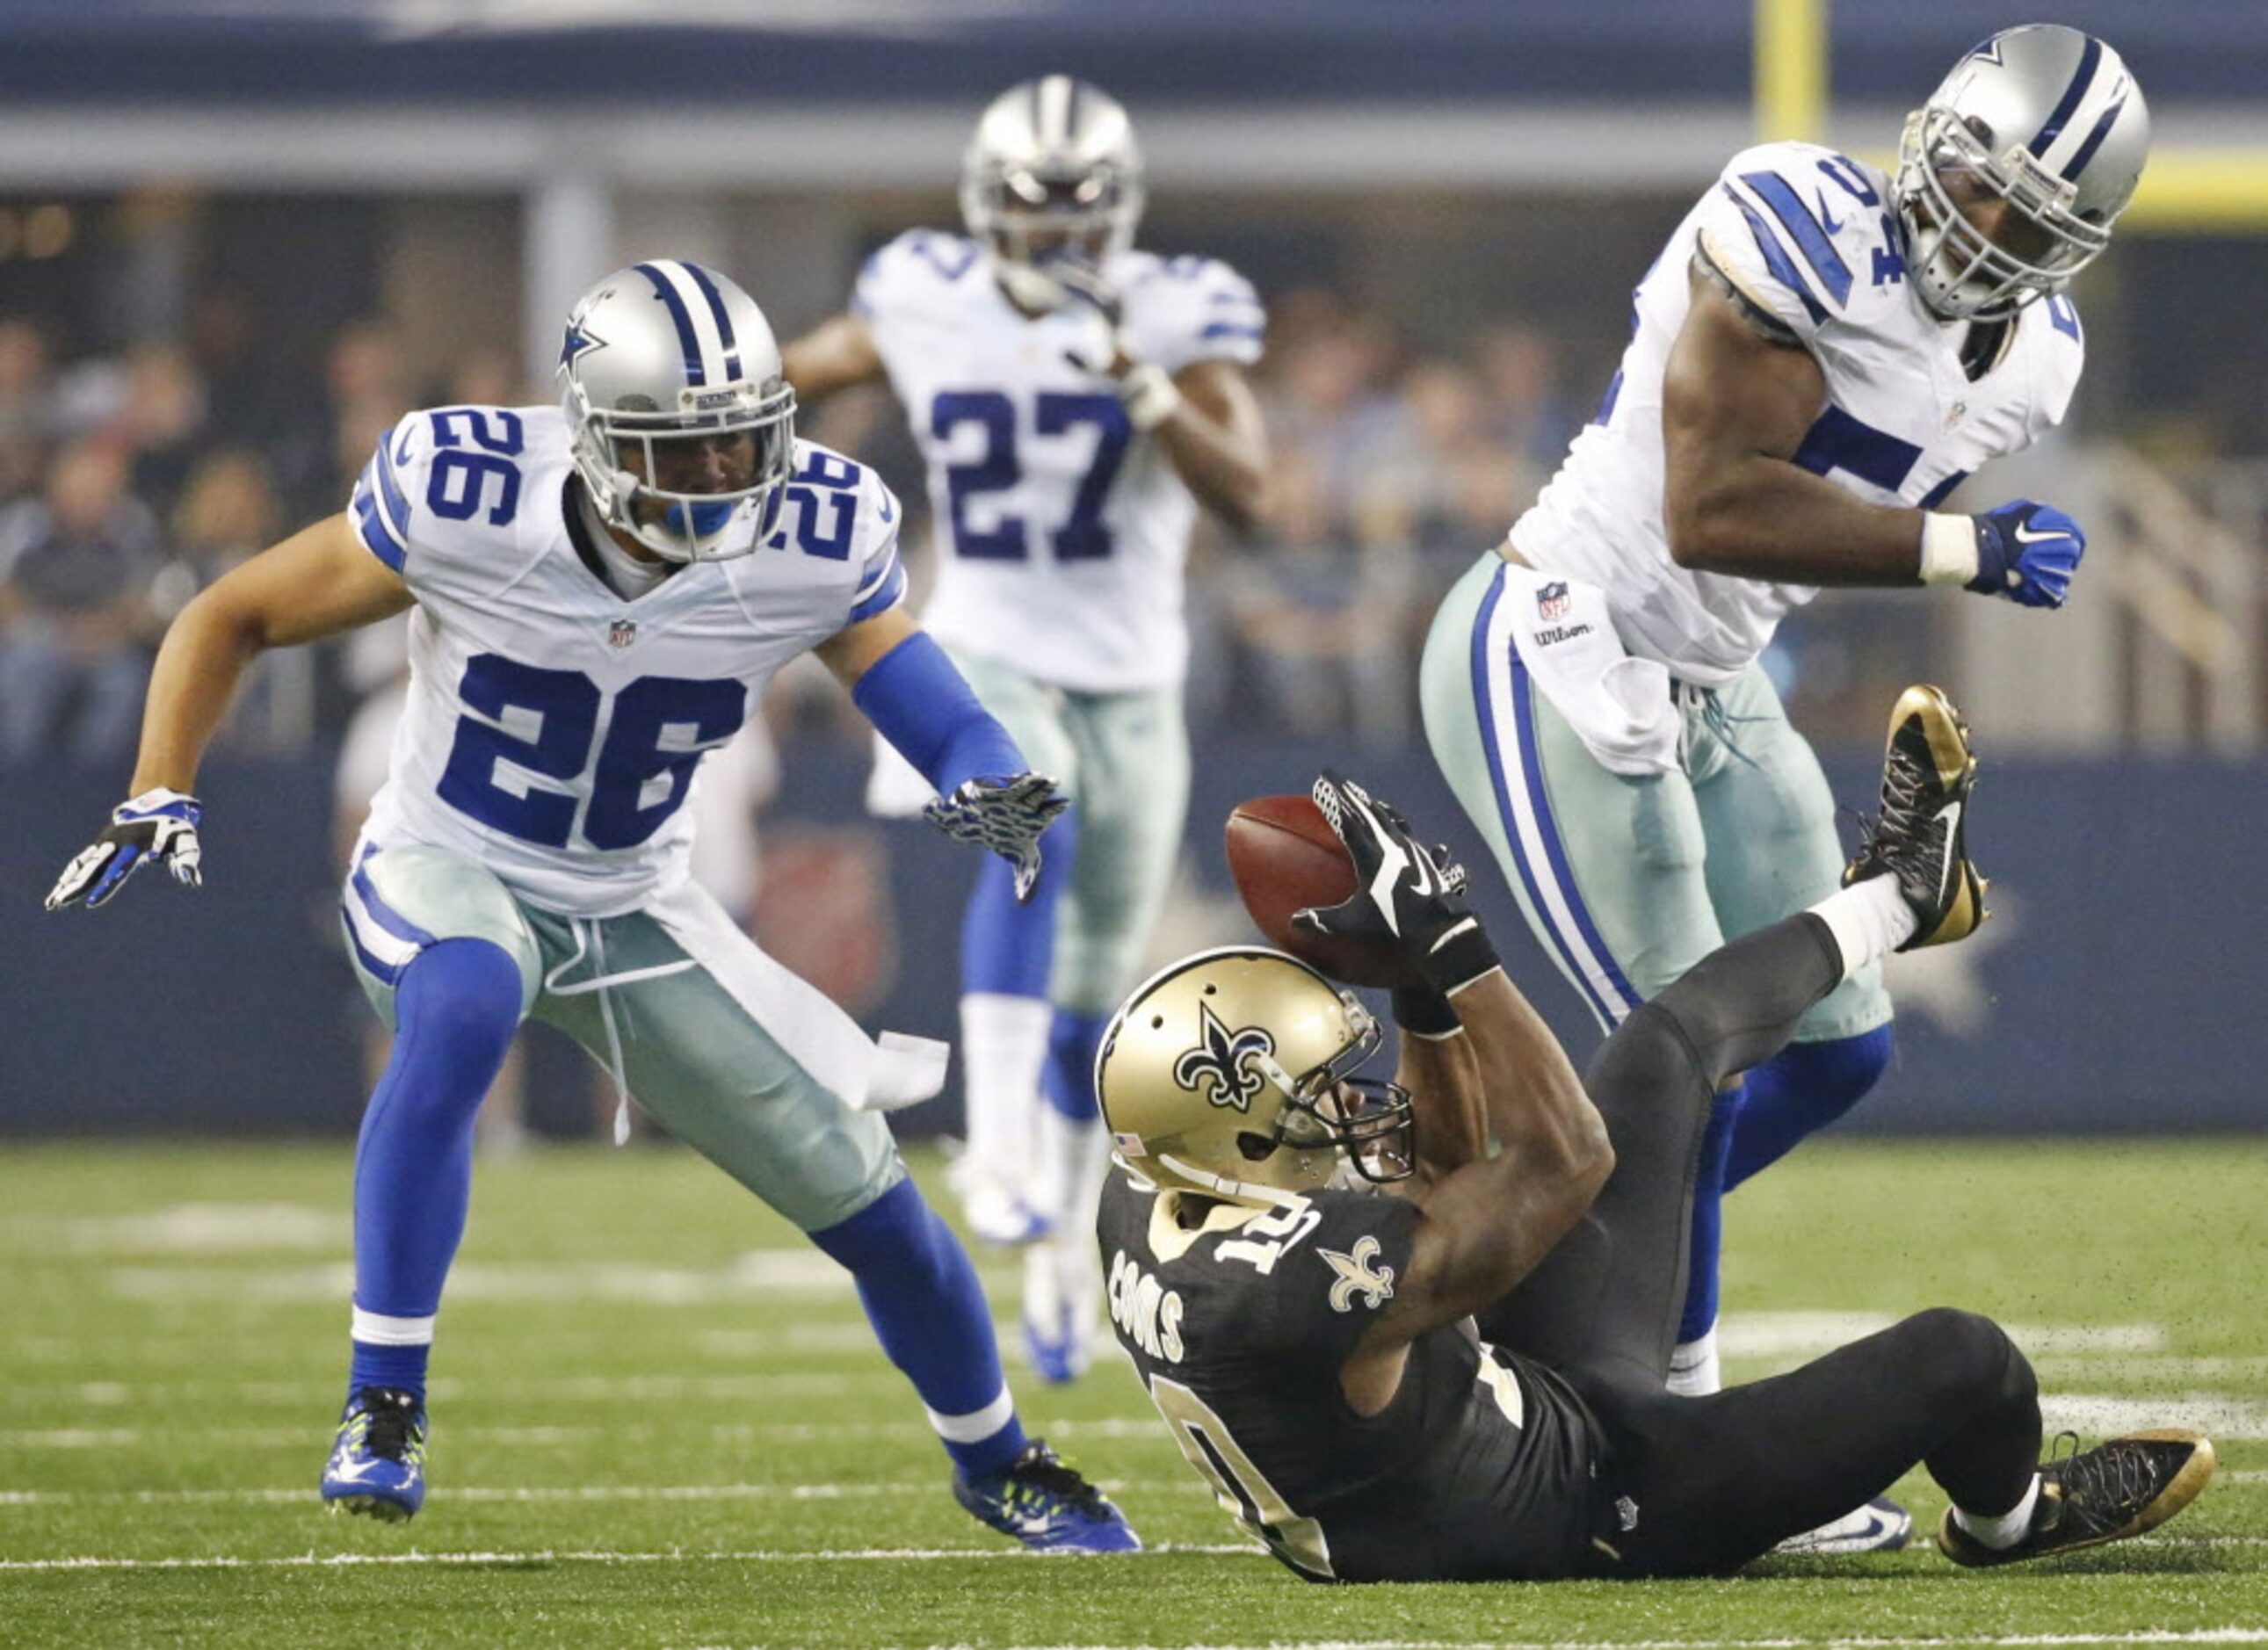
[1475, 913, 2041, 1576]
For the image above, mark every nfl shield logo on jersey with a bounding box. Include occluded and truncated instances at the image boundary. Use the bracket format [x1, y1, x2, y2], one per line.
[1537, 581, 1571, 621]
[608, 619, 637, 649]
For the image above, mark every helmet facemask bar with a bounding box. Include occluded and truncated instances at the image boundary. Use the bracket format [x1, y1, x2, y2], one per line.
[1896, 106, 2113, 322]
[1259, 996, 1416, 1187]
[565, 378, 796, 564]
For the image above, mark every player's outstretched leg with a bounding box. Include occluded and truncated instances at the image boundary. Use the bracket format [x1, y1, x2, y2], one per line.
[1020, 1009, 1112, 1384]
[810, 1176, 1139, 1552]
[322, 937, 522, 1520]
[1939, 1430, 2216, 1567]
[953, 810, 1079, 1247]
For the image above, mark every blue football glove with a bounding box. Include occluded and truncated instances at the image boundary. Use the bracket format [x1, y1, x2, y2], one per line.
[1969, 499, 2085, 609]
[923, 772, 1070, 903]
[46, 788, 205, 912]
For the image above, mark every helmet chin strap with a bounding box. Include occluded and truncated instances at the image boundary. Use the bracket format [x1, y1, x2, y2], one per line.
[1156, 1152, 1315, 1212]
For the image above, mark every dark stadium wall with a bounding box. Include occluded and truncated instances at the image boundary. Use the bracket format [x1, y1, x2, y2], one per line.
[3, 744, 2261, 1136]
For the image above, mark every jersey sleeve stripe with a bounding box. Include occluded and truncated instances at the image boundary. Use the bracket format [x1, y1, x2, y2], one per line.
[634, 261, 709, 387]
[371, 439, 413, 542]
[1721, 188, 1830, 325]
[1736, 171, 1852, 307]
[351, 466, 409, 572]
[848, 554, 907, 623]
[1199, 321, 1264, 342]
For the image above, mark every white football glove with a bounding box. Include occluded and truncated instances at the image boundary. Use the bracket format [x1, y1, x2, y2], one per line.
[923, 772, 1070, 902]
[46, 788, 206, 912]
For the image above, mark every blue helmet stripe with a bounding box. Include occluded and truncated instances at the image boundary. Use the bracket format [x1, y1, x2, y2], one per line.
[2064, 96, 2127, 178]
[678, 261, 744, 381]
[2028, 34, 2103, 159]
[634, 260, 706, 387]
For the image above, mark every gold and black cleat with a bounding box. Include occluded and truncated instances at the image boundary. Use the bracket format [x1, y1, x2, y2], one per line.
[1844, 684, 1987, 949]
[1938, 1429, 2216, 1567]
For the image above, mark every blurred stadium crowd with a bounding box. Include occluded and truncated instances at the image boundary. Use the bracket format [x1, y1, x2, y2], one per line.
[0, 273, 1585, 764]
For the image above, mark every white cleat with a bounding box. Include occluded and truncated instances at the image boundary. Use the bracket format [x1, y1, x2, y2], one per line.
[1775, 1495, 1913, 1556]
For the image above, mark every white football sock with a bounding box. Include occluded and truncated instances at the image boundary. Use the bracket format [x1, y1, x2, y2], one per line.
[1953, 1473, 2042, 1549]
[1667, 1326, 1721, 1396]
[958, 994, 1052, 1189]
[1807, 876, 1918, 983]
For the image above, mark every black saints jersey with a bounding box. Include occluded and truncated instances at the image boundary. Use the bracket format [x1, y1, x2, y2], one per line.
[1097, 1167, 1611, 1581]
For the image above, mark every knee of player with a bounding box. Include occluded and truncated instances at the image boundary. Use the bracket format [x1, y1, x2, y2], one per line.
[399, 939, 527, 1047]
[1905, 1306, 2030, 1398]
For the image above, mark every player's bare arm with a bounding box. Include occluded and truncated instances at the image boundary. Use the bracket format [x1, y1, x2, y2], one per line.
[134, 512, 413, 795]
[1150, 358, 1272, 536]
[1289, 775, 1611, 1413]
[813, 599, 922, 688]
[780, 312, 887, 407]
[1661, 257, 1933, 588]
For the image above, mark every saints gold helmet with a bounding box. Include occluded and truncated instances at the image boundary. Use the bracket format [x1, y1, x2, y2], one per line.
[1095, 946, 1414, 1206]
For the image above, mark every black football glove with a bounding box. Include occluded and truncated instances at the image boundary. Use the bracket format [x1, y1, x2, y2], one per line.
[1293, 771, 1498, 995]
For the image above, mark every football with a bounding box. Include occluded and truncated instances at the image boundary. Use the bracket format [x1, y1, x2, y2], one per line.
[1223, 794, 1417, 988]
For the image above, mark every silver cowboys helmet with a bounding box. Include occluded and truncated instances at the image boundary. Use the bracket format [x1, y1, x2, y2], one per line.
[1895, 25, 2150, 322]
[556, 260, 796, 563]
[1096, 946, 1415, 1208]
[960, 75, 1145, 308]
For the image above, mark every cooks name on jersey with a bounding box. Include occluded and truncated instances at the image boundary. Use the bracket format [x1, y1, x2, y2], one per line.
[1106, 1248, 1186, 1364]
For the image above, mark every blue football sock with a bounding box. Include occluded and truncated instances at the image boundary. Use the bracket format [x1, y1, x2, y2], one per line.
[961, 807, 1076, 999]
[1043, 1010, 1112, 1124]
[348, 937, 523, 1401]
[1677, 1082, 1743, 1346]
[348, 1340, 431, 1397]
[811, 1177, 1026, 1478]
[1724, 1025, 1895, 1190]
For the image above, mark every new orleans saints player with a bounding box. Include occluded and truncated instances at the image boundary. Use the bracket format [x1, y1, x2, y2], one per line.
[1096, 692, 2213, 1581]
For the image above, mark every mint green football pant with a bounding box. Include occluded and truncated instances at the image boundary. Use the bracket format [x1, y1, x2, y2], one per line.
[1418, 551, 1889, 1042]
[342, 843, 905, 1232]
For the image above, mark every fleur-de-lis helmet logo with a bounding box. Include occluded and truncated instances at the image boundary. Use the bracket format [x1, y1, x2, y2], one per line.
[1172, 1002, 1278, 1113]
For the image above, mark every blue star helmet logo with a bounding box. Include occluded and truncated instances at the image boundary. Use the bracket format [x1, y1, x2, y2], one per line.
[560, 316, 605, 373]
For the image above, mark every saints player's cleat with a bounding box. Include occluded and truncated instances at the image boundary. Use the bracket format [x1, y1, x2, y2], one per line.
[953, 1439, 1141, 1553]
[320, 1386, 429, 1522]
[1774, 1494, 1912, 1555]
[1938, 1429, 2216, 1567]
[1844, 684, 1987, 949]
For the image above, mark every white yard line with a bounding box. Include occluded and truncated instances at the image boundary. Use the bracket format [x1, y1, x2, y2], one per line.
[0, 1479, 1192, 1508]
[0, 1542, 1257, 1573]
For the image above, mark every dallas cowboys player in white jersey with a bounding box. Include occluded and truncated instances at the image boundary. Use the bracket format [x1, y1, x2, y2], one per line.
[45, 259, 1138, 1552]
[784, 75, 1272, 1382]
[1419, 25, 2148, 1552]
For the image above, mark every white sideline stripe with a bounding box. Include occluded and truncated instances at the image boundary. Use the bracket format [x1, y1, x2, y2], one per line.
[0, 1479, 1189, 1508]
[1716, 1313, 2167, 1361]
[0, 1543, 1257, 1573]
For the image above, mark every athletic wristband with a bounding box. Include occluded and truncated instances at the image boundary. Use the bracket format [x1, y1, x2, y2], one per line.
[1918, 512, 1981, 588]
[1390, 983, 1462, 1040]
[1117, 361, 1183, 431]
[1417, 915, 1500, 998]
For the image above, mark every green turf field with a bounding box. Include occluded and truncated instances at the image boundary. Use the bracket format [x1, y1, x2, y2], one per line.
[3, 1138, 2264, 1649]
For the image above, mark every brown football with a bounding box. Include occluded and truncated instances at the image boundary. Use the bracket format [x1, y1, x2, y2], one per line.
[1223, 794, 1418, 988]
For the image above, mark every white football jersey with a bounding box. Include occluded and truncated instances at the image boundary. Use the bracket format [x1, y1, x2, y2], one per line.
[854, 230, 1264, 692]
[1512, 141, 2086, 687]
[348, 404, 903, 917]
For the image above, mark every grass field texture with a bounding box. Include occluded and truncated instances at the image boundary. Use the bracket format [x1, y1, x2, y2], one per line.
[3, 1139, 2264, 1649]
